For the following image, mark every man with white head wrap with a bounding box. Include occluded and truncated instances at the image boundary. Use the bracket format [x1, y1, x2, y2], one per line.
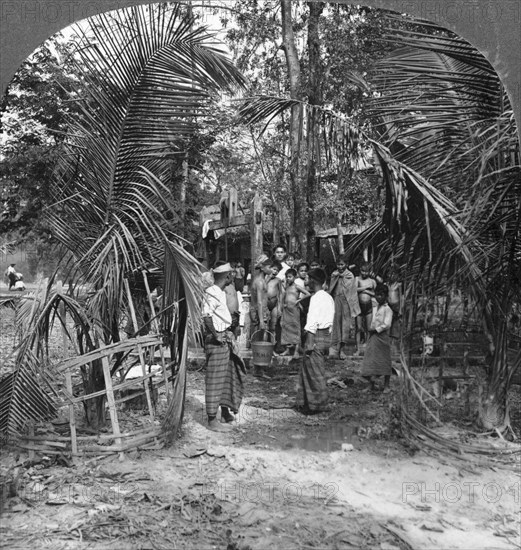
[202, 261, 245, 432]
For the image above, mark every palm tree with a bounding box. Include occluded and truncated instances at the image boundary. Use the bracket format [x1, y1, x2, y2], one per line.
[237, 10, 520, 432]
[6, 3, 246, 432]
[366, 15, 520, 431]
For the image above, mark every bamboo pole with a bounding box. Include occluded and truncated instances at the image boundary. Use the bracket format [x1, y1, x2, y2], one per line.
[124, 278, 155, 421]
[142, 270, 169, 399]
[65, 370, 78, 456]
[57, 280, 78, 457]
[101, 354, 122, 451]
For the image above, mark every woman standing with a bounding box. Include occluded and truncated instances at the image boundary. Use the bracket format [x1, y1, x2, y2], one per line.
[361, 283, 394, 393]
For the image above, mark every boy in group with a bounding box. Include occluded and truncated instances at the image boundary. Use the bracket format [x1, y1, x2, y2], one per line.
[249, 254, 271, 334]
[285, 253, 296, 270]
[249, 254, 273, 378]
[356, 261, 377, 355]
[234, 260, 246, 292]
[328, 256, 360, 359]
[309, 258, 320, 270]
[267, 260, 283, 337]
[295, 262, 310, 298]
[295, 268, 335, 414]
[202, 262, 245, 432]
[280, 268, 301, 356]
[361, 283, 393, 393]
[295, 262, 312, 349]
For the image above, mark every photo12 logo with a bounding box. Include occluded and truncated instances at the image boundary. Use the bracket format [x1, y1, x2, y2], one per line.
[402, 481, 520, 504]
[200, 481, 339, 505]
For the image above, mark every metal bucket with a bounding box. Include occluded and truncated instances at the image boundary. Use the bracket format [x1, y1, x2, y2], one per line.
[250, 330, 275, 367]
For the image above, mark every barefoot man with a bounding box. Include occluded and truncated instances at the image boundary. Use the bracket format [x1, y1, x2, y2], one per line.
[202, 261, 245, 432]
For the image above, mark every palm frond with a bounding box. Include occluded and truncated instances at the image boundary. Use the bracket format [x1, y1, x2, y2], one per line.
[0, 349, 56, 437]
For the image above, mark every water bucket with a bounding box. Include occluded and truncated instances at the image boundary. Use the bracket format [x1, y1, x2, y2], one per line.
[250, 330, 275, 367]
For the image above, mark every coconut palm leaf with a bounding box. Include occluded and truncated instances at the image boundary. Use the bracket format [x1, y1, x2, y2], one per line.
[45, 3, 245, 346]
[0, 349, 56, 438]
[368, 19, 516, 204]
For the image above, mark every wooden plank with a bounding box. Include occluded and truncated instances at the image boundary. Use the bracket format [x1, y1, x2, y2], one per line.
[65, 370, 78, 455]
[56, 335, 162, 372]
[208, 214, 248, 231]
[101, 355, 122, 448]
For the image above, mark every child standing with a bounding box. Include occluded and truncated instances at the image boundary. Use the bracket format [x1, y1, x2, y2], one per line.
[361, 283, 393, 393]
[280, 268, 301, 356]
[356, 261, 377, 354]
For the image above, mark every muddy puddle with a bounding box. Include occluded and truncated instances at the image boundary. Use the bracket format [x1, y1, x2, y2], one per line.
[264, 423, 359, 452]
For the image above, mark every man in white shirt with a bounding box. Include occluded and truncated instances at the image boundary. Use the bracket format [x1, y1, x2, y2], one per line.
[295, 268, 335, 414]
[202, 262, 245, 432]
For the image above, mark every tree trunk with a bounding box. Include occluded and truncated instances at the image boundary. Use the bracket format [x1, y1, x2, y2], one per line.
[336, 214, 344, 256]
[281, 0, 306, 257]
[305, 1, 324, 260]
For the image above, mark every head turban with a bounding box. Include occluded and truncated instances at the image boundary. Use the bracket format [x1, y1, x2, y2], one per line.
[254, 254, 270, 268]
[212, 262, 233, 273]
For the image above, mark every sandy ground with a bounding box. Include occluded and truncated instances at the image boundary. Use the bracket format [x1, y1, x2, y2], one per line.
[1, 303, 520, 550]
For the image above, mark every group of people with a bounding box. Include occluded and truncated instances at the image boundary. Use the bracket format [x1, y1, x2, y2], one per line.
[201, 246, 403, 432]
[3, 263, 26, 291]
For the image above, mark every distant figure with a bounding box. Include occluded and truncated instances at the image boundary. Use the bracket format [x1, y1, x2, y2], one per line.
[234, 261, 245, 292]
[13, 273, 26, 291]
[4, 263, 17, 290]
[362, 283, 393, 393]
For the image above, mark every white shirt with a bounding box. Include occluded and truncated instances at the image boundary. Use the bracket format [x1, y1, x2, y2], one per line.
[276, 262, 290, 281]
[370, 301, 393, 333]
[202, 285, 232, 332]
[304, 289, 335, 334]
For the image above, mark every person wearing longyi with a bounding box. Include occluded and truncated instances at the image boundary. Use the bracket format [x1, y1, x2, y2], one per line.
[295, 268, 335, 414]
[202, 262, 245, 432]
[361, 283, 393, 394]
[328, 256, 359, 359]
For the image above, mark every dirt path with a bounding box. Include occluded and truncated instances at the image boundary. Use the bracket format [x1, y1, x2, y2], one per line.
[1, 362, 519, 550]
